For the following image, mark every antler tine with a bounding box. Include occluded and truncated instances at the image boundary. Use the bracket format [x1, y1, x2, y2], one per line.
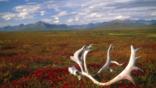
[70, 45, 86, 72]
[83, 44, 93, 73]
[97, 44, 112, 73]
[97, 44, 122, 74]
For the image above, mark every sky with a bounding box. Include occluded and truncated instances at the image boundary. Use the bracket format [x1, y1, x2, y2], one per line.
[0, 0, 156, 27]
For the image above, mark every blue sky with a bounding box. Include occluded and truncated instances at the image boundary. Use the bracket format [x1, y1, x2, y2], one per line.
[0, 0, 156, 27]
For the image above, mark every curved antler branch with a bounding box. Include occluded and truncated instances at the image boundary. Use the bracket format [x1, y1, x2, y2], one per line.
[70, 45, 86, 72]
[83, 44, 92, 73]
[97, 44, 122, 73]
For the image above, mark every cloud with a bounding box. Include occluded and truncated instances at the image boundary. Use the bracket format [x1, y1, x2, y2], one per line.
[88, 13, 102, 18]
[0, 0, 156, 26]
[40, 11, 45, 16]
[52, 16, 60, 24]
[115, 15, 130, 20]
[67, 0, 156, 24]
[2, 13, 16, 20]
[1, 3, 41, 21]
[14, 4, 41, 19]
[57, 11, 68, 17]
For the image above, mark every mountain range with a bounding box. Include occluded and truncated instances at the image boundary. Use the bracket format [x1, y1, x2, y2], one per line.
[0, 20, 156, 31]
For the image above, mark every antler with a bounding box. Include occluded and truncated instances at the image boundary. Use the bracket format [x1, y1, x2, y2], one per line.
[97, 44, 122, 73]
[70, 45, 86, 72]
[68, 44, 142, 86]
[82, 44, 92, 73]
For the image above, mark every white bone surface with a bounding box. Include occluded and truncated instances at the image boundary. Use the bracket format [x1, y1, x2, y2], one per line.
[68, 45, 142, 86]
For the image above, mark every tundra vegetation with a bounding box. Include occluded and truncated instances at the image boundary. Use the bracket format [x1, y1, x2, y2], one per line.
[0, 27, 156, 88]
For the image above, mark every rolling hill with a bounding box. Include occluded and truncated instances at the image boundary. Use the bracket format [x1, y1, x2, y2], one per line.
[0, 20, 156, 31]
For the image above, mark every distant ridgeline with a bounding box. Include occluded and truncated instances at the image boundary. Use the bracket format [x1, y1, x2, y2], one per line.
[0, 20, 156, 31]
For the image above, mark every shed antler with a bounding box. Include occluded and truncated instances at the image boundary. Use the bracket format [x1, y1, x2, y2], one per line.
[68, 44, 142, 86]
[97, 44, 122, 73]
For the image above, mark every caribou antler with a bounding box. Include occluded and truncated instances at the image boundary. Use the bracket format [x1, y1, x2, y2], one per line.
[97, 44, 122, 73]
[82, 44, 93, 73]
[68, 44, 142, 86]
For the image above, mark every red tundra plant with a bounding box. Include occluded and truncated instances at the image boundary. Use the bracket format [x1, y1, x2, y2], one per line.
[1, 76, 31, 88]
[0, 67, 69, 88]
[32, 67, 68, 83]
[117, 82, 141, 88]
